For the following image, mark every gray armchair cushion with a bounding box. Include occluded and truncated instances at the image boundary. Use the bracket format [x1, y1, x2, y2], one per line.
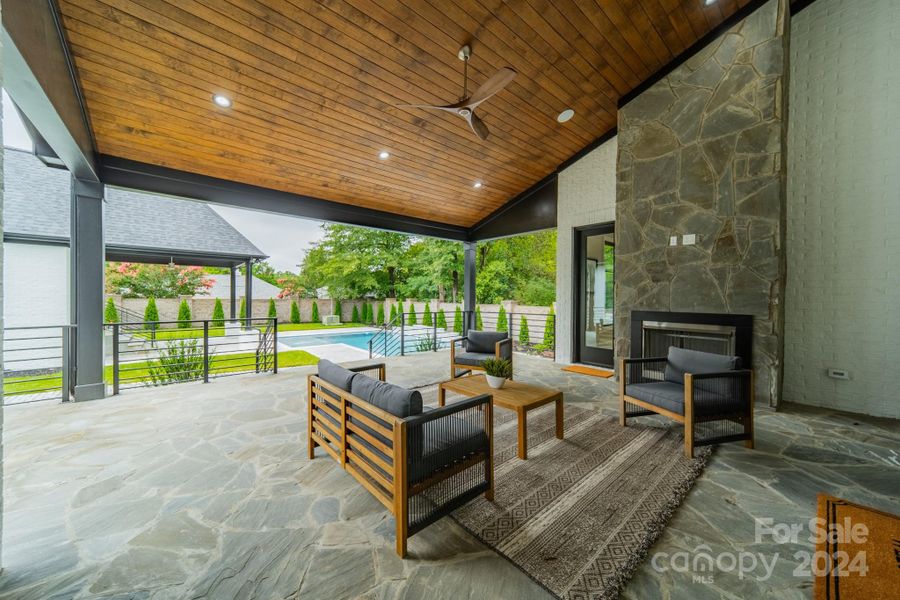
[350, 375, 422, 419]
[466, 330, 506, 354]
[664, 347, 740, 387]
[409, 415, 488, 482]
[626, 381, 744, 417]
[453, 351, 495, 367]
[317, 359, 357, 391]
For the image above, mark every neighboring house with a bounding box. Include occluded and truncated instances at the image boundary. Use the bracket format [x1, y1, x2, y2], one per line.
[2, 147, 267, 327]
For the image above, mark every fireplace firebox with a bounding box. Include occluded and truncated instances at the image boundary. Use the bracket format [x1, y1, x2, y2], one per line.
[630, 311, 753, 368]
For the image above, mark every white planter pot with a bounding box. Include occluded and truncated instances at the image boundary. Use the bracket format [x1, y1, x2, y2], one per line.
[485, 374, 507, 389]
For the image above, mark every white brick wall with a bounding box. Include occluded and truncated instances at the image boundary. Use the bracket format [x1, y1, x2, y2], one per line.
[784, 0, 900, 418]
[555, 137, 617, 364]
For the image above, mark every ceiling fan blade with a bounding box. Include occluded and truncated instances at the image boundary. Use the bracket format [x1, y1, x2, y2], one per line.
[467, 112, 490, 141]
[396, 103, 458, 113]
[466, 67, 517, 108]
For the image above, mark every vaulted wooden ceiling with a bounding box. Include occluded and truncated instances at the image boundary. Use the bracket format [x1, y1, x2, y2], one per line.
[57, 0, 754, 227]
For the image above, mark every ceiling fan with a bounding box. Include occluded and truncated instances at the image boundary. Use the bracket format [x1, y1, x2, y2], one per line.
[398, 45, 516, 141]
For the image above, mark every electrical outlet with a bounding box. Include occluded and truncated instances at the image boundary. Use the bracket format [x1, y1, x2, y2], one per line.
[827, 368, 850, 380]
[682, 234, 696, 245]
[669, 236, 679, 246]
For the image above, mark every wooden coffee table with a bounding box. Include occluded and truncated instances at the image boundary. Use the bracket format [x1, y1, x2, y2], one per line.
[439, 375, 563, 460]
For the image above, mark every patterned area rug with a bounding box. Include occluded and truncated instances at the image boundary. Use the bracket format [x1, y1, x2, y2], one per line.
[432, 391, 710, 600]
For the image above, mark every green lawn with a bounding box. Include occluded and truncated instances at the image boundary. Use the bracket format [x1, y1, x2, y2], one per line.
[4, 349, 319, 396]
[130, 327, 226, 340]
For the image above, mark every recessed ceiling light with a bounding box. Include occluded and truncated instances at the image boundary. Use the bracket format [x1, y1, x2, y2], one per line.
[473, 181, 483, 189]
[378, 150, 390, 160]
[704, 0, 717, 5]
[212, 94, 232, 108]
[557, 108, 575, 123]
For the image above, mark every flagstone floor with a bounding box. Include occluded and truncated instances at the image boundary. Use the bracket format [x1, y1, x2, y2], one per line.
[2, 352, 897, 599]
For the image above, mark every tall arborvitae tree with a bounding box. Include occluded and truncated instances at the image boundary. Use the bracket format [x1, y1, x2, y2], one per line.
[212, 298, 225, 327]
[334, 299, 342, 320]
[453, 306, 463, 334]
[177, 299, 192, 328]
[104, 297, 119, 323]
[351, 305, 360, 322]
[496, 306, 508, 333]
[144, 297, 160, 323]
[436, 309, 447, 329]
[475, 305, 483, 330]
[519, 315, 530, 345]
[290, 300, 300, 324]
[423, 302, 433, 326]
[377, 303, 385, 325]
[239, 297, 247, 319]
[389, 303, 397, 323]
[268, 298, 277, 319]
[407, 302, 417, 325]
[311, 301, 320, 323]
[542, 308, 555, 348]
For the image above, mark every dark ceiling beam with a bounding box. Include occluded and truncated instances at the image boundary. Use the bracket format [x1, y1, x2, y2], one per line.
[468, 173, 558, 241]
[2, 0, 98, 181]
[99, 155, 470, 242]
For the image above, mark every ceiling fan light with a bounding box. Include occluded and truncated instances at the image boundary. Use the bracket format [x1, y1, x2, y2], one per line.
[557, 108, 575, 123]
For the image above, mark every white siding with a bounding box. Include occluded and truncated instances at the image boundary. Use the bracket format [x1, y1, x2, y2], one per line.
[555, 137, 617, 364]
[2, 243, 70, 327]
[784, 0, 900, 418]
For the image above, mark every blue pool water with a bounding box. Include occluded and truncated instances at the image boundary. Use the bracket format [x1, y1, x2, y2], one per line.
[279, 331, 377, 350]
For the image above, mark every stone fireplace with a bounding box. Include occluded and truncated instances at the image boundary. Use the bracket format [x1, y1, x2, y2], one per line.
[631, 310, 753, 368]
[614, 0, 789, 406]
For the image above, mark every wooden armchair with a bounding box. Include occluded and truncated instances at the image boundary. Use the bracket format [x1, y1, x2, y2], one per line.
[308, 361, 493, 557]
[450, 330, 513, 380]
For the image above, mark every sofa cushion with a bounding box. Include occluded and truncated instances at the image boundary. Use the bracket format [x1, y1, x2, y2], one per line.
[409, 415, 488, 482]
[466, 330, 506, 354]
[350, 375, 423, 419]
[626, 381, 744, 417]
[664, 347, 740, 386]
[454, 351, 495, 367]
[317, 359, 357, 391]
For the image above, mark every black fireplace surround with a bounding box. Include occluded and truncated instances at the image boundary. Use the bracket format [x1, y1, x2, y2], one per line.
[630, 311, 753, 368]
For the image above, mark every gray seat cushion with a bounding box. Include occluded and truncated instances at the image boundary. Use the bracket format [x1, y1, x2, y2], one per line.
[664, 347, 740, 391]
[409, 415, 488, 482]
[466, 330, 506, 354]
[454, 351, 495, 367]
[626, 382, 743, 417]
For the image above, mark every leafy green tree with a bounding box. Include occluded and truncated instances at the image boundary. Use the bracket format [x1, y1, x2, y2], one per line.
[407, 302, 417, 325]
[290, 300, 300, 324]
[377, 303, 385, 325]
[212, 298, 225, 327]
[267, 298, 277, 319]
[542, 308, 555, 348]
[397, 239, 463, 302]
[453, 306, 463, 333]
[423, 302, 433, 326]
[519, 315, 530, 345]
[239, 297, 247, 319]
[496, 306, 508, 333]
[144, 297, 160, 323]
[334, 299, 342, 320]
[436, 309, 447, 329]
[475, 305, 483, 330]
[311, 301, 320, 323]
[104, 297, 119, 323]
[177, 299, 192, 328]
[351, 305, 360, 323]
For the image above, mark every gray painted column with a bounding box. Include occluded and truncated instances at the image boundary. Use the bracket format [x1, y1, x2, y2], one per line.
[70, 177, 106, 401]
[463, 241, 476, 331]
[244, 259, 253, 326]
[229, 266, 237, 319]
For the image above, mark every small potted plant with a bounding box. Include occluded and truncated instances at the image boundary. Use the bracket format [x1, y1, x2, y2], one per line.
[482, 358, 512, 389]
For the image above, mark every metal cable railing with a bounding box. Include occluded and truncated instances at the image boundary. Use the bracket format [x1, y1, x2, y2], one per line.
[3, 324, 76, 405]
[367, 309, 556, 359]
[107, 317, 277, 393]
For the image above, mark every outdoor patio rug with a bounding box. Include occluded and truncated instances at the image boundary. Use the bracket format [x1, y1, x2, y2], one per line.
[422, 386, 711, 600]
[813, 494, 900, 600]
[561, 364, 615, 378]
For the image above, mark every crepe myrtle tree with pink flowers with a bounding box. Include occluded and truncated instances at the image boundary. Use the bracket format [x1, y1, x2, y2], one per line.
[106, 262, 214, 298]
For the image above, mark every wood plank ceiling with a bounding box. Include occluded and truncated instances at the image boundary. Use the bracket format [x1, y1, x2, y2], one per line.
[57, 0, 754, 227]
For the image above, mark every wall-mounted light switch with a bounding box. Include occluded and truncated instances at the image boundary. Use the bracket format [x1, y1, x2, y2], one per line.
[682, 234, 696, 245]
[669, 236, 679, 246]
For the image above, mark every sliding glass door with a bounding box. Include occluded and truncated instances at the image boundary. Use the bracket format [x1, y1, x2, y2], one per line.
[575, 224, 615, 366]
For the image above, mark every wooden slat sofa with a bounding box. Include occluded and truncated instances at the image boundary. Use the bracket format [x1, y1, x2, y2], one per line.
[620, 346, 754, 457]
[307, 359, 494, 557]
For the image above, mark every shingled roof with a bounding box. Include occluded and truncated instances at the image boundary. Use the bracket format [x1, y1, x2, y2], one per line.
[3, 148, 266, 261]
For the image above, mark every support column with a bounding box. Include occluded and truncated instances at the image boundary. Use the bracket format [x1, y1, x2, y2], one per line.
[229, 266, 237, 319]
[244, 259, 253, 326]
[463, 241, 476, 331]
[70, 177, 105, 401]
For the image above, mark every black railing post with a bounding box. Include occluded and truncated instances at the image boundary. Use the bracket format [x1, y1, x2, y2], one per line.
[508, 311, 514, 340]
[432, 318, 437, 351]
[273, 318, 278, 374]
[400, 314, 406, 356]
[112, 323, 120, 395]
[368, 337, 373, 358]
[61, 326, 72, 401]
[203, 320, 210, 383]
[553, 314, 557, 358]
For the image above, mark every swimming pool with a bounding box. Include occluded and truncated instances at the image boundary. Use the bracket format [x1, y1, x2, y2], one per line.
[279, 331, 378, 351]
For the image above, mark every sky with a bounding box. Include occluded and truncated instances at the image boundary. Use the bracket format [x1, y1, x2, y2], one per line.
[3, 91, 324, 272]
